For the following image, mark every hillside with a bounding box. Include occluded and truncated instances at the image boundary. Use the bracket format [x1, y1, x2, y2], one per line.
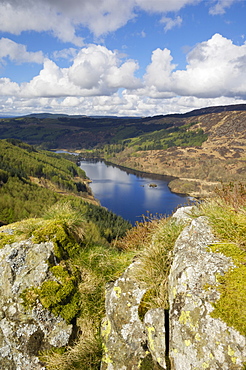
[0, 104, 245, 196]
[0, 139, 131, 244]
[0, 138, 92, 223]
[104, 108, 246, 197]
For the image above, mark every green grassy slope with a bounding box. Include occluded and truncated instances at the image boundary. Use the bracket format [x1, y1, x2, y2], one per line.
[0, 139, 131, 240]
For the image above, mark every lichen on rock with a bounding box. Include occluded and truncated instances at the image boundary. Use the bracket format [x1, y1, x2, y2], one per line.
[101, 207, 246, 370]
[168, 216, 246, 370]
[144, 308, 166, 368]
[101, 262, 148, 370]
[0, 237, 73, 369]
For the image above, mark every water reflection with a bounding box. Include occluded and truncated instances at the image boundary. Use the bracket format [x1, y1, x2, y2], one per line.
[79, 160, 189, 225]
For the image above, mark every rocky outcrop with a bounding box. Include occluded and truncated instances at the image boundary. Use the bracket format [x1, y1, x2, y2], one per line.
[101, 208, 246, 369]
[168, 215, 246, 370]
[0, 237, 73, 370]
[1, 206, 246, 369]
[101, 261, 168, 369]
[101, 263, 148, 369]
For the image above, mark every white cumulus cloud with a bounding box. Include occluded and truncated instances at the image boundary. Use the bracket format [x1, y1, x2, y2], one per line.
[142, 33, 246, 99]
[0, 38, 44, 64]
[20, 45, 141, 98]
[0, 77, 20, 95]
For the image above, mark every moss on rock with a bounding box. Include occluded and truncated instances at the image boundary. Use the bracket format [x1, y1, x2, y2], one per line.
[21, 262, 81, 324]
[32, 220, 80, 260]
[208, 242, 246, 336]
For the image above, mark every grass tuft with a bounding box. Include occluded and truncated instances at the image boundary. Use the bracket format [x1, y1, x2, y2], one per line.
[115, 216, 159, 251]
[41, 320, 102, 370]
[133, 217, 185, 313]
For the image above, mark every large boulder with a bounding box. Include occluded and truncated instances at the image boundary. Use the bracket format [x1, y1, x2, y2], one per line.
[168, 216, 246, 370]
[101, 260, 167, 369]
[101, 208, 246, 370]
[0, 237, 73, 370]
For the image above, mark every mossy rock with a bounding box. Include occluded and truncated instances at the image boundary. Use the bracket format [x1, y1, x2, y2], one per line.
[21, 262, 81, 324]
[209, 243, 246, 336]
[32, 220, 80, 259]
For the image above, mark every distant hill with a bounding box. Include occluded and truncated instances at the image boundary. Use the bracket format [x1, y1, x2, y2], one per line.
[107, 106, 246, 196]
[0, 104, 245, 151]
[23, 113, 87, 119]
[165, 103, 246, 118]
[0, 104, 245, 196]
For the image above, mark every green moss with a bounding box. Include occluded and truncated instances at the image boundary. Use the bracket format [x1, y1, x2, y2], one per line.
[58, 292, 81, 324]
[208, 243, 246, 336]
[21, 262, 81, 324]
[39, 264, 81, 323]
[0, 233, 15, 249]
[32, 220, 80, 259]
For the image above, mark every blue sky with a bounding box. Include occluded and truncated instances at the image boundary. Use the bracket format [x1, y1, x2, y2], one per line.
[0, 0, 246, 116]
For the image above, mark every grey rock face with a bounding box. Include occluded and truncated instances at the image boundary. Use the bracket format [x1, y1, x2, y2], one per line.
[172, 206, 194, 224]
[101, 262, 148, 370]
[101, 208, 246, 370]
[0, 239, 73, 369]
[168, 216, 246, 370]
[144, 308, 166, 368]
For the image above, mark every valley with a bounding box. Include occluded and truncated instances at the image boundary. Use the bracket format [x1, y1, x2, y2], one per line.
[0, 104, 245, 197]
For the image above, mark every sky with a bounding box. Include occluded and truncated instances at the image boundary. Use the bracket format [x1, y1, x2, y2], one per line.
[0, 0, 246, 117]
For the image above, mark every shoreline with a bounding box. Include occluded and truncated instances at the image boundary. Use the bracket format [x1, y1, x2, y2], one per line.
[78, 156, 192, 199]
[55, 149, 216, 198]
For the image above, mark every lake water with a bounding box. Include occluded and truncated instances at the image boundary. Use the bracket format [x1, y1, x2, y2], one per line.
[79, 160, 189, 225]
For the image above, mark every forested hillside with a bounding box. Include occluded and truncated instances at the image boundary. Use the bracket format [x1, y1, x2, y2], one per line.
[0, 104, 244, 151]
[0, 104, 245, 196]
[0, 139, 131, 242]
[0, 114, 245, 369]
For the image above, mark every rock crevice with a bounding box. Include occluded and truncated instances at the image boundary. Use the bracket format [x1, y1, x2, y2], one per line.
[101, 209, 246, 370]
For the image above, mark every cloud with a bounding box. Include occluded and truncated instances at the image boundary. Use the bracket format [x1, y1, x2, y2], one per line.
[1, 91, 245, 118]
[209, 0, 243, 15]
[143, 33, 246, 99]
[0, 38, 44, 65]
[0, 0, 134, 41]
[0, 77, 20, 95]
[160, 16, 182, 32]
[144, 48, 177, 93]
[0, 2, 83, 45]
[135, 0, 199, 13]
[0, 0, 240, 43]
[1, 34, 246, 116]
[52, 48, 79, 61]
[20, 45, 141, 98]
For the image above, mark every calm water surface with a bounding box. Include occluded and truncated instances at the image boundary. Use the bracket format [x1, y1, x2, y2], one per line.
[80, 160, 189, 225]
